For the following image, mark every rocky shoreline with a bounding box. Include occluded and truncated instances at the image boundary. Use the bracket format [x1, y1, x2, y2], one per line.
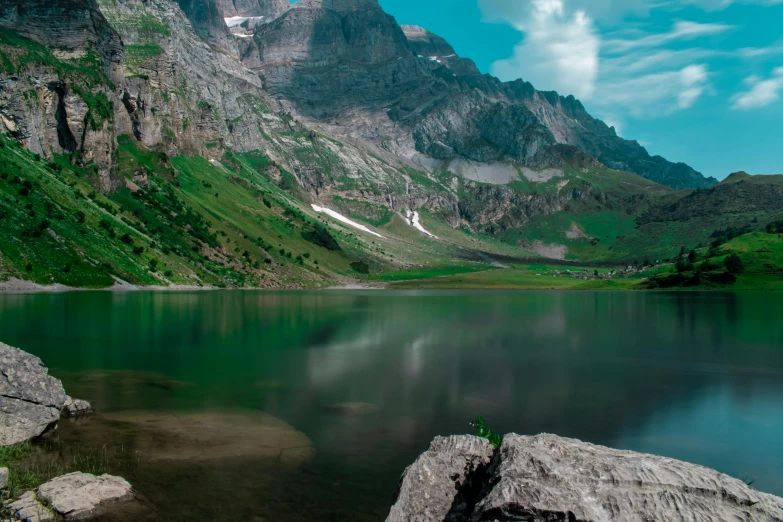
[386, 434, 783, 521]
[1, 342, 134, 521]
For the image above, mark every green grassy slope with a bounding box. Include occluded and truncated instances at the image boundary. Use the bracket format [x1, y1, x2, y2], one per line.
[642, 231, 783, 291]
[0, 135, 420, 288]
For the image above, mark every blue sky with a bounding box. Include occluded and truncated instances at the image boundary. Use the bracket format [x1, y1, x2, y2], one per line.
[372, 0, 783, 180]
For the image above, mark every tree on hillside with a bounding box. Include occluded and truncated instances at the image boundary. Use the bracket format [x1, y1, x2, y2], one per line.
[688, 249, 697, 263]
[724, 254, 744, 275]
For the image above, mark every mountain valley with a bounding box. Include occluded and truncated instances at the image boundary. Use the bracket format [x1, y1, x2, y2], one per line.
[0, 0, 781, 289]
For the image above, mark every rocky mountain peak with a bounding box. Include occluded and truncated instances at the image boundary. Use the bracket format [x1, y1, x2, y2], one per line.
[401, 24, 480, 77]
[402, 25, 456, 57]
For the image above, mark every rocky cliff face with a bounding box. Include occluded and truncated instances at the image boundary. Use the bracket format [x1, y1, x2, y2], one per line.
[217, 0, 288, 18]
[238, 1, 715, 189]
[0, 0, 123, 191]
[387, 434, 783, 522]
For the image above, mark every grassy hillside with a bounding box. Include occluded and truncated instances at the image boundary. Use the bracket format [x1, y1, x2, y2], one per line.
[4, 131, 783, 291]
[0, 135, 417, 288]
[643, 230, 783, 291]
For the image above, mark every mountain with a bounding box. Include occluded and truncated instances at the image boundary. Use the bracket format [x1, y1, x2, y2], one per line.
[0, 0, 777, 289]
[240, 0, 717, 189]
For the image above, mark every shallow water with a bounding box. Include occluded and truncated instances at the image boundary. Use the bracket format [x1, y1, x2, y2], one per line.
[1, 290, 782, 520]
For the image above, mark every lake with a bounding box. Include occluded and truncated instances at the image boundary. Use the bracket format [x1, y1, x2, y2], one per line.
[1, 290, 782, 520]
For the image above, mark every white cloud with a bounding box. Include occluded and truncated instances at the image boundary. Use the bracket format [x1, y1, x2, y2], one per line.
[731, 67, 783, 109]
[487, 0, 600, 99]
[595, 64, 711, 118]
[603, 21, 734, 53]
[480, 0, 717, 115]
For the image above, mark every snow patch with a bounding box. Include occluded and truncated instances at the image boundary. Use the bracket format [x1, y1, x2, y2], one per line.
[209, 159, 227, 171]
[311, 205, 383, 238]
[224, 16, 264, 28]
[406, 210, 438, 239]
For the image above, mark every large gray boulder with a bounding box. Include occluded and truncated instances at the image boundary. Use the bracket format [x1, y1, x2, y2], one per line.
[387, 434, 783, 522]
[37, 472, 134, 520]
[8, 473, 134, 521]
[0, 342, 67, 446]
[0, 466, 8, 490]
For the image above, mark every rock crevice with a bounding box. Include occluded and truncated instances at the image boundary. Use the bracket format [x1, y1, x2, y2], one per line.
[387, 434, 783, 522]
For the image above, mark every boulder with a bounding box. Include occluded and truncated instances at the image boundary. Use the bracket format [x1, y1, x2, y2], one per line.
[386, 436, 494, 522]
[0, 342, 67, 446]
[62, 396, 94, 417]
[0, 466, 8, 490]
[36, 472, 134, 520]
[387, 433, 783, 522]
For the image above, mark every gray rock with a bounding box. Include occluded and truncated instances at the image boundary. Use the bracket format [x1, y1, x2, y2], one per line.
[0, 342, 67, 446]
[37, 472, 134, 520]
[0, 466, 7, 490]
[217, 0, 289, 17]
[7, 491, 56, 522]
[386, 435, 494, 522]
[387, 433, 783, 522]
[62, 396, 93, 418]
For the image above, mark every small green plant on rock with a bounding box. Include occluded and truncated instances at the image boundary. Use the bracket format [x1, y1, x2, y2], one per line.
[471, 416, 502, 449]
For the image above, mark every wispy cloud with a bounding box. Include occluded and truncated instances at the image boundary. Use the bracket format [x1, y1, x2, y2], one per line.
[596, 64, 711, 118]
[681, 0, 783, 10]
[486, 0, 600, 99]
[603, 21, 734, 52]
[731, 67, 783, 108]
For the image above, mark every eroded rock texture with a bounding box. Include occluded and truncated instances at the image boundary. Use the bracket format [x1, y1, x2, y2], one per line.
[387, 434, 783, 522]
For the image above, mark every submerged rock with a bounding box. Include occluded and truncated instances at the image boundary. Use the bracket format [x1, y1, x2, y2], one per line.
[0, 342, 67, 446]
[98, 411, 315, 464]
[387, 433, 783, 522]
[62, 396, 94, 418]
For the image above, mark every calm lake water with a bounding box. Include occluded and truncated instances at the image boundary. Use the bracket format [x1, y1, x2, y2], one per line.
[1, 290, 782, 520]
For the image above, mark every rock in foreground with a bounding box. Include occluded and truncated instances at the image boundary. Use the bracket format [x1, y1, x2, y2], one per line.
[9, 473, 134, 521]
[387, 434, 783, 522]
[0, 342, 67, 446]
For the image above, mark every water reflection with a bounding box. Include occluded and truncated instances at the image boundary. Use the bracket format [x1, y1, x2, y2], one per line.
[1, 290, 782, 520]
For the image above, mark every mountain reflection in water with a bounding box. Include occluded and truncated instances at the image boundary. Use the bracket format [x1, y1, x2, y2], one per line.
[0, 290, 781, 521]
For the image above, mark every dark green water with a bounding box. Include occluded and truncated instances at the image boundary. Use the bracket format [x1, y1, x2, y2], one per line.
[1, 291, 782, 520]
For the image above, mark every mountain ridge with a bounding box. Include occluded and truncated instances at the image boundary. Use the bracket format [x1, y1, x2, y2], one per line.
[235, 1, 717, 189]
